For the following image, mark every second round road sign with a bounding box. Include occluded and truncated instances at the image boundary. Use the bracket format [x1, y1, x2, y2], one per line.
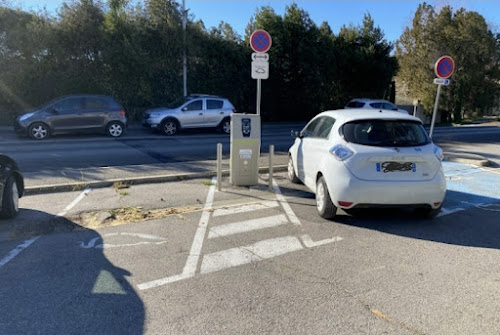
[250, 30, 272, 53]
[435, 56, 455, 79]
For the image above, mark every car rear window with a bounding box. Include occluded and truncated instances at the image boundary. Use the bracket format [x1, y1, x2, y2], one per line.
[342, 119, 430, 147]
[346, 101, 364, 108]
[207, 99, 224, 109]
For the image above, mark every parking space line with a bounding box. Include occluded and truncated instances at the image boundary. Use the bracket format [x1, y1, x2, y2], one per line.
[56, 188, 91, 217]
[201, 236, 303, 274]
[0, 236, 40, 268]
[208, 214, 288, 239]
[212, 200, 279, 217]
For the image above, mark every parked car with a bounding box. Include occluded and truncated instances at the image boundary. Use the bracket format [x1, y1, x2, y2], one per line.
[0, 154, 24, 219]
[14, 95, 127, 140]
[345, 98, 409, 114]
[288, 109, 446, 219]
[142, 95, 236, 135]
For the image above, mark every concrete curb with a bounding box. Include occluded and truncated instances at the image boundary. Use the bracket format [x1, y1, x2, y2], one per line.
[23, 152, 494, 196]
[24, 165, 288, 195]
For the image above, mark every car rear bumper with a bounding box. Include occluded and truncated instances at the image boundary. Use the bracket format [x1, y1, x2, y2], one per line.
[325, 169, 446, 209]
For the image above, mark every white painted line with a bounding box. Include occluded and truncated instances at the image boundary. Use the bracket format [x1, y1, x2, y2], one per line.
[182, 176, 216, 277]
[208, 214, 288, 239]
[138, 177, 216, 290]
[301, 234, 343, 248]
[0, 236, 40, 268]
[272, 180, 301, 226]
[137, 273, 189, 290]
[56, 188, 91, 217]
[212, 200, 279, 217]
[437, 207, 465, 217]
[200, 236, 303, 274]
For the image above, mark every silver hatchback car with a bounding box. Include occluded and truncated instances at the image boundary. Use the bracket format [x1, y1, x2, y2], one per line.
[142, 95, 236, 135]
[14, 95, 127, 140]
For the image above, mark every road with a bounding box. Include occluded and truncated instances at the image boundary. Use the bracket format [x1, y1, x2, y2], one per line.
[1, 123, 499, 173]
[1, 164, 500, 334]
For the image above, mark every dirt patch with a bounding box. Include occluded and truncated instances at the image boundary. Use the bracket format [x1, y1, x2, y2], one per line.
[69, 206, 203, 229]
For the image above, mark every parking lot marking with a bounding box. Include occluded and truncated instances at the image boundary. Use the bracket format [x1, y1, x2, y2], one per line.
[272, 181, 301, 226]
[212, 200, 279, 217]
[56, 188, 91, 217]
[208, 214, 288, 239]
[0, 236, 40, 268]
[201, 236, 303, 274]
[79, 232, 167, 249]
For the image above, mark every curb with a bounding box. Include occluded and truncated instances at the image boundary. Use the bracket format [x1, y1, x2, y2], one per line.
[24, 165, 289, 195]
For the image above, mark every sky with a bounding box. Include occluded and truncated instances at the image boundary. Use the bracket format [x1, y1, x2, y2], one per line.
[13, 0, 500, 43]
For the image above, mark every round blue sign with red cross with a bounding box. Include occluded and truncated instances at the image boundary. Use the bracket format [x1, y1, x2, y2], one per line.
[434, 56, 455, 79]
[250, 30, 272, 53]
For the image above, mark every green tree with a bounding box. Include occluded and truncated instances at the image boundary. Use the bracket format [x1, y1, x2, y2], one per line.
[396, 3, 500, 122]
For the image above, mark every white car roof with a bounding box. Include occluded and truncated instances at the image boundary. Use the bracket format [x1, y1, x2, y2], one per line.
[319, 109, 421, 124]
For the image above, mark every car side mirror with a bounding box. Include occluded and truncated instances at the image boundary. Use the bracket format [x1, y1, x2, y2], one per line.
[291, 130, 303, 138]
[181, 107, 188, 112]
[49, 108, 59, 114]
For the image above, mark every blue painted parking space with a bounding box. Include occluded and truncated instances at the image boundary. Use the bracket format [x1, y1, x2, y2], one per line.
[441, 161, 500, 216]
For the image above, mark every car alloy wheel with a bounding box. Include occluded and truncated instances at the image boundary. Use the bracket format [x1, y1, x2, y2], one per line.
[162, 120, 178, 136]
[316, 176, 337, 219]
[107, 122, 124, 137]
[29, 122, 49, 140]
[222, 120, 231, 134]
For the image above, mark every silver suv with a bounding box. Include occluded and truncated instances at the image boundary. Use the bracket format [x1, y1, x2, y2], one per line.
[142, 95, 236, 135]
[345, 98, 409, 114]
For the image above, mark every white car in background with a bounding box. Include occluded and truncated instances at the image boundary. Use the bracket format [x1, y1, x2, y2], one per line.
[287, 109, 446, 219]
[345, 98, 409, 114]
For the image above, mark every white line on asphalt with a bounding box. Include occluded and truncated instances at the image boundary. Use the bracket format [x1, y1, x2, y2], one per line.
[208, 214, 288, 239]
[56, 188, 91, 217]
[0, 236, 40, 268]
[272, 180, 301, 226]
[437, 207, 465, 217]
[200, 236, 303, 274]
[138, 177, 216, 290]
[212, 200, 279, 217]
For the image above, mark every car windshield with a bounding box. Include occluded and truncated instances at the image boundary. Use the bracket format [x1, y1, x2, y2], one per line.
[342, 119, 430, 147]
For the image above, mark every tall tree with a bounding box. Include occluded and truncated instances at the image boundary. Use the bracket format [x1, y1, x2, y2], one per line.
[396, 3, 500, 121]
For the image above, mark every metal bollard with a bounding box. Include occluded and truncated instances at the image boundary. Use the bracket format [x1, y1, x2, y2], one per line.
[269, 145, 274, 191]
[217, 143, 222, 191]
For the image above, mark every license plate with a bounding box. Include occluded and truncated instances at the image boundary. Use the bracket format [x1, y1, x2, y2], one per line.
[376, 162, 416, 173]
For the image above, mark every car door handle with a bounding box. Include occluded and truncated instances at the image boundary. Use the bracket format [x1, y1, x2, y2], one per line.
[220, 112, 224, 114]
[199, 113, 203, 116]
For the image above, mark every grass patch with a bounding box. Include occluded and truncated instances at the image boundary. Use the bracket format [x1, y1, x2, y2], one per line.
[202, 180, 215, 186]
[113, 181, 131, 190]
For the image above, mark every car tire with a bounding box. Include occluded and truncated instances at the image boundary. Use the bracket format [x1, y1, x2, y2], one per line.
[218, 118, 231, 134]
[415, 205, 442, 219]
[28, 122, 50, 140]
[107, 121, 124, 137]
[161, 119, 179, 136]
[316, 176, 337, 219]
[0, 176, 20, 219]
[287, 156, 301, 184]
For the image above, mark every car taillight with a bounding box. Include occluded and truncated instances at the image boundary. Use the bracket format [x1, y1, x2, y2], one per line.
[338, 201, 353, 207]
[120, 109, 125, 117]
[232, 109, 237, 113]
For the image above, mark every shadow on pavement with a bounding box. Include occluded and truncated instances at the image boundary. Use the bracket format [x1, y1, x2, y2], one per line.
[333, 190, 500, 250]
[0, 209, 144, 334]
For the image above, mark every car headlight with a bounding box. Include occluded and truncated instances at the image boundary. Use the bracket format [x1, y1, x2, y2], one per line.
[433, 145, 444, 161]
[19, 112, 34, 121]
[330, 145, 353, 161]
[149, 112, 162, 118]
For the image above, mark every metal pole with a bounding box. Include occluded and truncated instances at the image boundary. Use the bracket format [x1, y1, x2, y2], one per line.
[256, 78, 261, 115]
[182, 0, 187, 97]
[429, 84, 442, 138]
[217, 143, 222, 191]
[268, 145, 274, 191]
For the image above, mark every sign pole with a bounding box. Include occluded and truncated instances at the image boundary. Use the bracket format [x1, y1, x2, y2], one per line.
[256, 79, 261, 115]
[429, 84, 442, 138]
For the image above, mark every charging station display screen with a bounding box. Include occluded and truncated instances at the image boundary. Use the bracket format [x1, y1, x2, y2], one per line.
[242, 118, 251, 137]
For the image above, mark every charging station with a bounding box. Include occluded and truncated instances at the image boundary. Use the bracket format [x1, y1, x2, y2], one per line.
[230, 114, 261, 186]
